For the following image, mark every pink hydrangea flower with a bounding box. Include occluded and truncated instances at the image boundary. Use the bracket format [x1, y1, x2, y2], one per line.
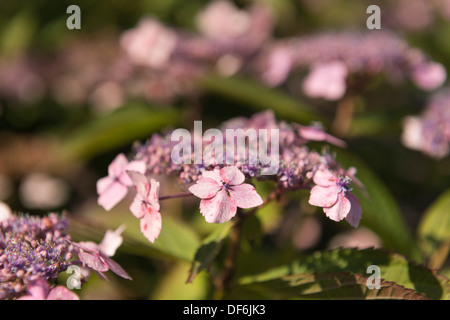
[196, 0, 251, 41]
[74, 225, 132, 280]
[308, 169, 362, 228]
[189, 166, 263, 223]
[97, 153, 146, 211]
[302, 61, 348, 101]
[127, 171, 162, 243]
[18, 278, 79, 300]
[120, 17, 177, 69]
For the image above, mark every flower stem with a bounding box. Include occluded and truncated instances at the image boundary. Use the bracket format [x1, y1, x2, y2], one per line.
[332, 94, 355, 137]
[216, 189, 281, 294]
[159, 192, 193, 201]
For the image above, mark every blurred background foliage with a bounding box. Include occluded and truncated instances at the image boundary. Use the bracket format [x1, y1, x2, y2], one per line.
[0, 0, 449, 299]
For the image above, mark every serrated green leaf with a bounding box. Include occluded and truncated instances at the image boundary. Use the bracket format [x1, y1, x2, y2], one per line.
[187, 223, 232, 283]
[330, 148, 421, 261]
[238, 248, 450, 300]
[235, 272, 429, 300]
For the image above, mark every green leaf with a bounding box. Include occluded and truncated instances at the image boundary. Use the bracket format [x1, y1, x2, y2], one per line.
[59, 104, 180, 161]
[237, 248, 450, 300]
[330, 148, 422, 261]
[187, 223, 232, 283]
[417, 188, 450, 267]
[152, 261, 211, 300]
[198, 74, 326, 125]
[236, 272, 430, 300]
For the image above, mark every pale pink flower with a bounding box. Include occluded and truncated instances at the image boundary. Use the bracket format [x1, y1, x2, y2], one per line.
[127, 171, 162, 243]
[308, 169, 362, 228]
[189, 166, 263, 223]
[120, 17, 177, 69]
[302, 61, 348, 100]
[196, 0, 251, 41]
[18, 278, 79, 300]
[97, 153, 146, 211]
[412, 62, 447, 91]
[75, 225, 132, 280]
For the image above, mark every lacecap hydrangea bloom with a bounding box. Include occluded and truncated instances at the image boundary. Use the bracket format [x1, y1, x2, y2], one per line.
[97, 111, 364, 244]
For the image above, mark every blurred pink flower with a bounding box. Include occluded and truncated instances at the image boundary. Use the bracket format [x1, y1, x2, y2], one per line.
[412, 62, 447, 91]
[189, 166, 263, 223]
[127, 171, 162, 243]
[120, 18, 177, 69]
[196, 0, 251, 41]
[308, 169, 362, 228]
[302, 61, 348, 100]
[97, 154, 146, 211]
[18, 278, 79, 300]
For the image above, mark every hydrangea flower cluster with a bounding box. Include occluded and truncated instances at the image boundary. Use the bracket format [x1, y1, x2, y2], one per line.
[0, 210, 131, 299]
[402, 88, 450, 159]
[0, 212, 76, 299]
[260, 30, 446, 99]
[97, 111, 363, 244]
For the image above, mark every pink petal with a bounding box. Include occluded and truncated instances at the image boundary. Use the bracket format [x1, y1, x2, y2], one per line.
[200, 169, 223, 184]
[127, 170, 150, 196]
[188, 178, 222, 199]
[19, 279, 49, 300]
[101, 254, 133, 280]
[220, 166, 245, 185]
[345, 193, 362, 228]
[97, 180, 129, 211]
[96, 176, 113, 194]
[47, 287, 80, 300]
[130, 194, 147, 219]
[140, 210, 162, 243]
[308, 185, 339, 208]
[229, 183, 263, 209]
[313, 170, 338, 187]
[78, 252, 109, 272]
[119, 160, 147, 186]
[199, 188, 237, 223]
[108, 154, 129, 178]
[99, 225, 125, 257]
[75, 241, 100, 253]
[297, 125, 347, 148]
[148, 178, 160, 211]
[323, 193, 351, 222]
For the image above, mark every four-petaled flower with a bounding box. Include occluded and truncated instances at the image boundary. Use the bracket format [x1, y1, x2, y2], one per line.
[97, 153, 146, 211]
[127, 171, 162, 243]
[189, 166, 263, 223]
[308, 169, 362, 228]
